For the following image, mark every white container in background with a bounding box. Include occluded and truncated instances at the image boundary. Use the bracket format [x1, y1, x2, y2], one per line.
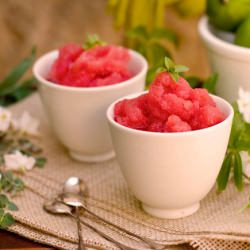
[33, 50, 147, 163]
[198, 16, 250, 103]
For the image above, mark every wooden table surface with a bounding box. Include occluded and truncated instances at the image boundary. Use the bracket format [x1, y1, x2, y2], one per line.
[0, 230, 54, 250]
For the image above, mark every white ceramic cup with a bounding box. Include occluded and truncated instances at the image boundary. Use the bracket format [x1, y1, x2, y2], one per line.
[107, 92, 233, 219]
[198, 16, 250, 103]
[33, 50, 148, 162]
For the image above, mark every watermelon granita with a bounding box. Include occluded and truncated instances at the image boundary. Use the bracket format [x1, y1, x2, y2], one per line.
[114, 58, 225, 132]
[48, 39, 132, 87]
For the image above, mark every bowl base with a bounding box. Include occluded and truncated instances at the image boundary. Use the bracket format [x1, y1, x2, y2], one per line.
[69, 150, 115, 163]
[142, 202, 200, 219]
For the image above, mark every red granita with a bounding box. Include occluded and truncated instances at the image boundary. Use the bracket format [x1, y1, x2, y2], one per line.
[114, 97, 148, 130]
[48, 44, 83, 83]
[165, 115, 192, 132]
[114, 70, 225, 133]
[48, 43, 132, 87]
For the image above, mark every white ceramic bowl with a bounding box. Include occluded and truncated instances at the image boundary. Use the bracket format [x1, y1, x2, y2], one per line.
[107, 92, 233, 219]
[198, 16, 250, 103]
[33, 50, 148, 162]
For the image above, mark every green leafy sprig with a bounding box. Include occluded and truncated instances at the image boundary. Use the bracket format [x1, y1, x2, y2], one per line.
[126, 26, 178, 85]
[0, 48, 37, 106]
[0, 134, 46, 229]
[0, 171, 24, 196]
[0, 172, 24, 229]
[0, 132, 46, 229]
[217, 103, 250, 192]
[0, 194, 18, 229]
[157, 57, 189, 82]
[83, 34, 107, 50]
[0, 48, 47, 228]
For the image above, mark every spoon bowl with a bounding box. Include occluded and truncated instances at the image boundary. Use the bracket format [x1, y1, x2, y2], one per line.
[44, 199, 72, 215]
[63, 176, 88, 196]
[60, 192, 85, 208]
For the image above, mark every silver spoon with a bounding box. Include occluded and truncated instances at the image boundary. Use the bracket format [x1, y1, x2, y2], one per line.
[43, 199, 86, 250]
[63, 176, 88, 196]
[43, 199, 136, 250]
[62, 176, 87, 250]
[61, 177, 165, 250]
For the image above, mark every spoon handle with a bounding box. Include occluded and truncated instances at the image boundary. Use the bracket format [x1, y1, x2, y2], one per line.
[82, 205, 165, 250]
[75, 207, 86, 250]
[77, 216, 135, 250]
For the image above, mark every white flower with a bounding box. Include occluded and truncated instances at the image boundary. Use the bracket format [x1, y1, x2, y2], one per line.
[240, 151, 250, 183]
[4, 150, 36, 172]
[0, 107, 12, 132]
[237, 87, 250, 123]
[14, 112, 39, 135]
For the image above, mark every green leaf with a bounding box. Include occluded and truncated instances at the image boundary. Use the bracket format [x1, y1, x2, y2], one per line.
[235, 135, 250, 154]
[10, 78, 37, 100]
[0, 212, 15, 229]
[203, 73, 218, 94]
[234, 152, 243, 191]
[174, 64, 189, 73]
[217, 153, 234, 192]
[0, 171, 25, 195]
[7, 201, 18, 211]
[0, 194, 18, 211]
[185, 76, 202, 88]
[153, 57, 190, 83]
[150, 28, 179, 46]
[146, 43, 171, 68]
[35, 157, 47, 168]
[0, 194, 9, 209]
[164, 57, 175, 71]
[0, 77, 37, 107]
[170, 72, 179, 82]
[126, 26, 148, 40]
[83, 34, 106, 50]
[156, 67, 166, 74]
[0, 47, 36, 96]
[229, 103, 246, 148]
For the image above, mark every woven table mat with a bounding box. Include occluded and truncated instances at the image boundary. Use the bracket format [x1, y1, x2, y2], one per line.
[4, 93, 250, 250]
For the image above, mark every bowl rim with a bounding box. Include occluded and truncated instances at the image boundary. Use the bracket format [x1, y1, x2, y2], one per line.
[198, 16, 250, 56]
[33, 49, 148, 93]
[106, 91, 234, 137]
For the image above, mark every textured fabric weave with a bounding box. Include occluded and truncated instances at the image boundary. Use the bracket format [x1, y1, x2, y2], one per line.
[4, 94, 250, 250]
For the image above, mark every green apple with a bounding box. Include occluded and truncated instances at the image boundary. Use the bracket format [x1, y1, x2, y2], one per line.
[235, 16, 250, 48]
[207, 0, 250, 31]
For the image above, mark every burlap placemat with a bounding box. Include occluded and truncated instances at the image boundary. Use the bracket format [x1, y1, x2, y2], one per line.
[3, 94, 250, 250]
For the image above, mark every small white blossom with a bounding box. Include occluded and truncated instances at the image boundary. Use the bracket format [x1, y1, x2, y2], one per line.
[237, 87, 250, 123]
[0, 107, 12, 132]
[4, 150, 36, 171]
[240, 151, 250, 183]
[14, 112, 39, 135]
